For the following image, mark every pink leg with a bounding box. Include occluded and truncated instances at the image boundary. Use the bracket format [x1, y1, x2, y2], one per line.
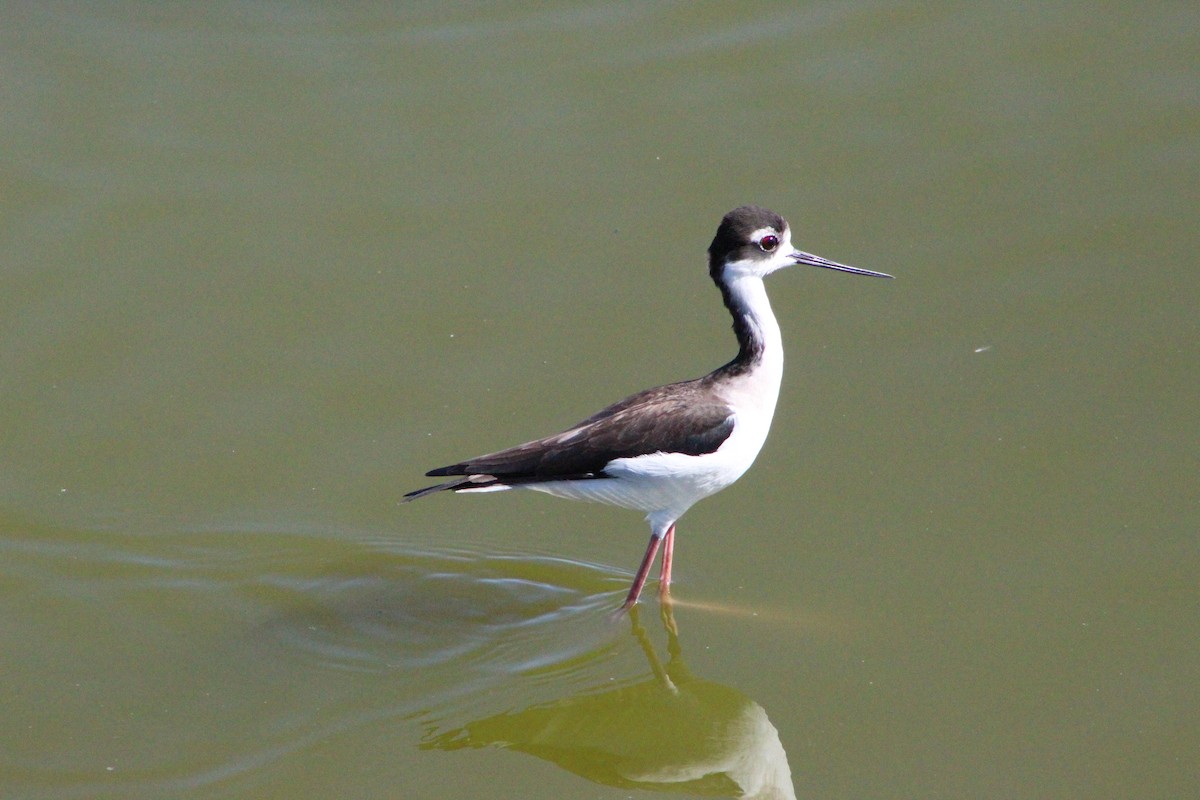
[622, 533, 663, 609]
[658, 523, 676, 596]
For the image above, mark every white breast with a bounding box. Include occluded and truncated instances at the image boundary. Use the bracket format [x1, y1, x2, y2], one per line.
[522, 403, 772, 520]
[523, 275, 786, 522]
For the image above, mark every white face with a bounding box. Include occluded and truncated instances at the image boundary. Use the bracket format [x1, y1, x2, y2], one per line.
[723, 224, 797, 280]
[734, 225, 894, 280]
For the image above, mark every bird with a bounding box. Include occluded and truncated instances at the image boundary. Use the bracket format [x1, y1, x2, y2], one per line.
[403, 205, 892, 608]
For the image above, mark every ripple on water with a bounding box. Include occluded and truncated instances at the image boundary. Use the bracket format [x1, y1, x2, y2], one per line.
[5, 523, 648, 797]
[255, 546, 629, 685]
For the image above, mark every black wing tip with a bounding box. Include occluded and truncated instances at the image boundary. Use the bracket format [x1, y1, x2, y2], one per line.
[401, 476, 473, 502]
[402, 473, 508, 502]
[400, 485, 440, 503]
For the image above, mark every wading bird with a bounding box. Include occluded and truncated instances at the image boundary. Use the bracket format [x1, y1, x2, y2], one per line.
[404, 206, 891, 607]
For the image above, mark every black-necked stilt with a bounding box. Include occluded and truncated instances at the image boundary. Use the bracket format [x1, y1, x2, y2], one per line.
[404, 206, 892, 608]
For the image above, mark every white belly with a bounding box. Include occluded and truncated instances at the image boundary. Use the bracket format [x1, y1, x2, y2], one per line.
[523, 410, 772, 518]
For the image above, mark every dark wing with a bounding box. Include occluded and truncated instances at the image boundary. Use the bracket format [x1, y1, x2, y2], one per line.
[402, 381, 735, 501]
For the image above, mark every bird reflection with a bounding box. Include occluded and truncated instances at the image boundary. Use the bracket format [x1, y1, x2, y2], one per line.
[421, 601, 796, 799]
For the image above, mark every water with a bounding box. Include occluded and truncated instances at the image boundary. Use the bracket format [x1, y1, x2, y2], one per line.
[3, 3, 1197, 798]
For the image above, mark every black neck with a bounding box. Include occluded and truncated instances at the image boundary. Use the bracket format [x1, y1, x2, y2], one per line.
[711, 268, 766, 377]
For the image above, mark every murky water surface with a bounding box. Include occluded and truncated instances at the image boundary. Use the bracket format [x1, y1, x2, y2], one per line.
[3, 4, 1197, 798]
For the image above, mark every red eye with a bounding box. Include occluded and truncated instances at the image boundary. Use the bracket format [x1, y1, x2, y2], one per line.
[758, 234, 779, 252]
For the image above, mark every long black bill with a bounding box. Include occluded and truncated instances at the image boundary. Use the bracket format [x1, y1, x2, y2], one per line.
[793, 250, 894, 279]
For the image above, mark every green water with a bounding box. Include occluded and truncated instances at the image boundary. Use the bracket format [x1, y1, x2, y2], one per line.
[3, 3, 1197, 798]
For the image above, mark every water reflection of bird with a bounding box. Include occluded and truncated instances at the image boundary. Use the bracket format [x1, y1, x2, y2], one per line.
[405, 206, 891, 607]
[422, 605, 797, 799]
